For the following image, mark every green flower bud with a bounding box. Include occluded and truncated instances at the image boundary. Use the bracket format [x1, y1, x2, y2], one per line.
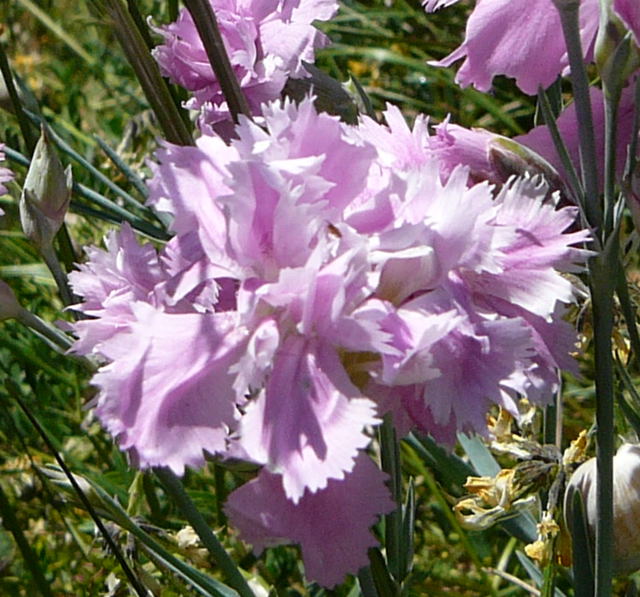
[19, 126, 72, 251]
[488, 137, 567, 200]
[595, 0, 640, 97]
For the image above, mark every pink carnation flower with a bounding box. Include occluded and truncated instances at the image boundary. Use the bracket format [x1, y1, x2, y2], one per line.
[70, 97, 589, 586]
[426, 0, 600, 94]
[153, 0, 338, 127]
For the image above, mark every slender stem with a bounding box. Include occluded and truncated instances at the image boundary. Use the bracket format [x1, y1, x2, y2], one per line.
[0, 483, 54, 597]
[537, 86, 585, 212]
[17, 308, 73, 350]
[103, 0, 193, 146]
[553, 0, 601, 231]
[6, 382, 149, 597]
[154, 467, 255, 597]
[0, 40, 37, 153]
[182, 0, 252, 123]
[379, 415, 403, 583]
[602, 90, 620, 239]
[40, 244, 75, 307]
[590, 233, 618, 597]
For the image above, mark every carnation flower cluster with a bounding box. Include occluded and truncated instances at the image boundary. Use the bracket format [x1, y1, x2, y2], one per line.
[69, 95, 589, 586]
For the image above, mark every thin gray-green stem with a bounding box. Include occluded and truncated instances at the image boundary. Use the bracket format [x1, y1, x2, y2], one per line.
[602, 90, 620, 239]
[154, 467, 255, 597]
[0, 41, 36, 153]
[553, 0, 601, 231]
[590, 234, 618, 597]
[182, 0, 252, 123]
[101, 0, 193, 146]
[553, 2, 616, 594]
[17, 307, 73, 350]
[41, 244, 75, 307]
[379, 415, 403, 583]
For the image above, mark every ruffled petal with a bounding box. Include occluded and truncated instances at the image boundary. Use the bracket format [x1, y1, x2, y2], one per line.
[225, 453, 394, 587]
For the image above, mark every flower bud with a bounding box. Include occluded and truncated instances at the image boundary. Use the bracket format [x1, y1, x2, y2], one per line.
[0, 279, 23, 321]
[19, 126, 72, 251]
[564, 443, 640, 574]
[595, 0, 640, 95]
[488, 137, 566, 195]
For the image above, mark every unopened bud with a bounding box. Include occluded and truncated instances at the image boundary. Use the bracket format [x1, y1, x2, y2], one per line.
[19, 126, 72, 251]
[283, 63, 358, 125]
[0, 279, 23, 321]
[488, 137, 566, 200]
[595, 1, 640, 96]
[564, 443, 640, 574]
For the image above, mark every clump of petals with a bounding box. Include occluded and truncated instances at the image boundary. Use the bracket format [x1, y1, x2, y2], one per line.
[153, 0, 338, 127]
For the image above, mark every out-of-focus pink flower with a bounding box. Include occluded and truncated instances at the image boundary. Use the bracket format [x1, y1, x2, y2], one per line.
[0, 144, 14, 215]
[153, 0, 338, 127]
[615, 0, 640, 44]
[225, 453, 395, 588]
[516, 85, 638, 191]
[426, 0, 600, 95]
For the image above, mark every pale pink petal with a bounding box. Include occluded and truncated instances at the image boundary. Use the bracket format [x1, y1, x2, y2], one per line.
[239, 336, 379, 502]
[69, 224, 165, 318]
[225, 453, 394, 587]
[92, 304, 247, 474]
[430, 0, 600, 95]
[615, 0, 640, 44]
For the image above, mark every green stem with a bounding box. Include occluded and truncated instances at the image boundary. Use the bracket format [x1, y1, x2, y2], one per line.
[6, 382, 149, 597]
[154, 467, 254, 597]
[0, 483, 54, 597]
[0, 40, 36, 153]
[102, 0, 193, 146]
[379, 415, 403, 583]
[590, 233, 618, 597]
[537, 86, 585, 211]
[602, 89, 620, 240]
[40, 244, 75, 307]
[17, 307, 74, 350]
[553, 0, 601, 231]
[182, 0, 252, 123]
[616, 265, 640, 369]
